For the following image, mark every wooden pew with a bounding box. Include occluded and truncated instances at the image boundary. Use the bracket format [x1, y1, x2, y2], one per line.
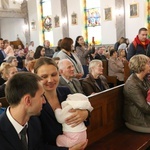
[0, 97, 9, 107]
[124, 60, 130, 82]
[87, 85, 124, 145]
[102, 60, 117, 87]
[102, 60, 108, 77]
[86, 85, 150, 150]
[10, 39, 24, 49]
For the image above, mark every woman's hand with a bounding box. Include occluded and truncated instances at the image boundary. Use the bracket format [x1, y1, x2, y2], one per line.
[69, 139, 88, 150]
[0, 103, 2, 107]
[65, 109, 88, 127]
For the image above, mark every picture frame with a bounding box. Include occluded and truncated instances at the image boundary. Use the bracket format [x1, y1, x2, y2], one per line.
[104, 7, 112, 21]
[71, 12, 77, 25]
[31, 21, 36, 30]
[86, 8, 101, 27]
[54, 15, 60, 28]
[130, 3, 138, 18]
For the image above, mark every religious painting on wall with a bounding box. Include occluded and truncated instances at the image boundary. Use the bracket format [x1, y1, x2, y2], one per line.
[43, 16, 52, 31]
[71, 12, 78, 25]
[104, 7, 112, 21]
[130, 3, 138, 18]
[54, 15, 60, 28]
[86, 8, 101, 27]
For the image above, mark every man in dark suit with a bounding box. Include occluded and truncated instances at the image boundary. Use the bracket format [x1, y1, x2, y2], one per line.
[0, 38, 6, 65]
[0, 72, 52, 150]
[44, 40, 54, 58]
[58, 59, 84, 94]
[95, 46, 107, 61]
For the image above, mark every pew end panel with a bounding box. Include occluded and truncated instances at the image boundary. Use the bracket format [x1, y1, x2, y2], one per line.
[87, 85, 124, 145]
[86, 84, 150, 150]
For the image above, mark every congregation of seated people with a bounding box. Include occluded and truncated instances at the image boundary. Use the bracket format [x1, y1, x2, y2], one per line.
[0, 28, 150, 150]
[0, 35, 128, 99]
[1, 27, 150, 150]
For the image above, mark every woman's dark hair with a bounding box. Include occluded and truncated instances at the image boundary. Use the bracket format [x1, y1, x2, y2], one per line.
[34, 45, 44, 59]
[5, 72, 41, 106]
[60, 37, 73, 52]
[74, 36, 82, 49]
[110, 49, 117, 56]
[34, 57, 58, 74]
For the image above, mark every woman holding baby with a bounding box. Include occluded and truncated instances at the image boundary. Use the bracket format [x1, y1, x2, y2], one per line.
[34, 57, 90, 150]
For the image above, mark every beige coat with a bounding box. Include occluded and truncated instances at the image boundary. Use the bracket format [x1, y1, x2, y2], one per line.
[108, 57, 124, 81]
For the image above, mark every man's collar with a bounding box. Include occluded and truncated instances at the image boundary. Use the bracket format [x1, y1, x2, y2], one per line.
[61, 75, 72, 83]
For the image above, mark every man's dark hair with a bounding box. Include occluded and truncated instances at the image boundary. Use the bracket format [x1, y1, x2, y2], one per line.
[138, 27, 148, 34]
[0, 38, 3, 41]
[5, 72, 41, 106]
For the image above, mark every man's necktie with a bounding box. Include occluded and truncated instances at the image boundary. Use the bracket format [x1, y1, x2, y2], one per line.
[20, 125, 28, 150]
[68, 81, 77, 93]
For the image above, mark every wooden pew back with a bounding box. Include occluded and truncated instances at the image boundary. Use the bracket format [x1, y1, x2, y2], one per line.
[102, 60, 108, 77]
[102, 60, 117, 87]
[10, 39, 24, 49]
[124, 61, 130, 82]
[0, 97, 9, 107]
[87, 85, 124, 145]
